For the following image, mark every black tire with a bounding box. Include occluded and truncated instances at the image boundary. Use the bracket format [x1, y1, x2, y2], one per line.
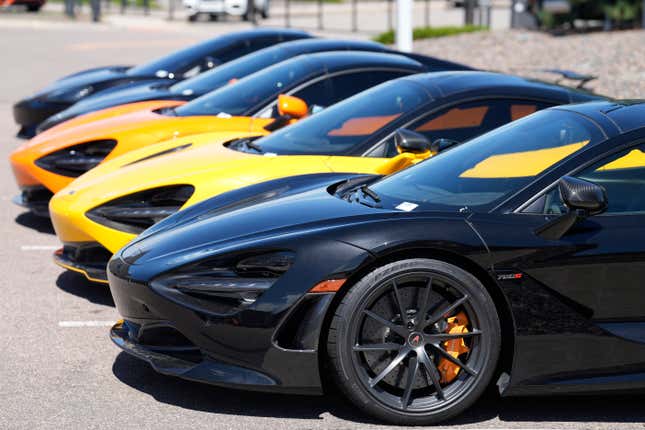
[327, 258, 501, 425]
[188, 13, 199, 22]
[26, 3, 42, 11]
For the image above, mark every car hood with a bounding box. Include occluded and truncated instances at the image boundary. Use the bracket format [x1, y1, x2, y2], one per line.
[38, 81, 180, 131]
[121, 183, 390, 268]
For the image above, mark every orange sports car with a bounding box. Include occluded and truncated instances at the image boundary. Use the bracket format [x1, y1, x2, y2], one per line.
[10, 51, 425, 215]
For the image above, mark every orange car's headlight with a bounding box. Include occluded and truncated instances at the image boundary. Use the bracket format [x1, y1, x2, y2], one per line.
[35, 139, 117, 177]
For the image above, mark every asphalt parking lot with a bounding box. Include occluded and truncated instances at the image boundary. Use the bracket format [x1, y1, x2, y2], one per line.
[1, 19, 645, 430]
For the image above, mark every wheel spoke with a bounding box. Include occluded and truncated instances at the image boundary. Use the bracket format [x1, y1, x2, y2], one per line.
[424, 294, 470, 328]
[417, 348, 445, 400]
[430, 330, 482, 341]
[416, 277, 434, 327]
[430, 344, 478, 377]
[363, 309, 407, 337]
[401, 356, 418, 410]
[391, 280, 408, 325]
[353, 343, 402, 352]
[369, 347, 411, 387]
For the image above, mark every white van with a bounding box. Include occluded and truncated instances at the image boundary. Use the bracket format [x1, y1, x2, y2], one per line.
[184, 0, 269, 21]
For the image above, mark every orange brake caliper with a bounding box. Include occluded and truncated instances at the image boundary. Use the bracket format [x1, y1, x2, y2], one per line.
[437, 311, 470, 384]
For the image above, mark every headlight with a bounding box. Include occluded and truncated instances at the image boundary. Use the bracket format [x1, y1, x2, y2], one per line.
[86, 185, 194, 234]
[46, 85, 94, 102]
[152, 251, 295, 314]
[35, 140, 117, 177]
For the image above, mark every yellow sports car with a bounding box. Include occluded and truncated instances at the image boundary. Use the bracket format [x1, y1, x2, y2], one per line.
[49, 72, 604, 282]
[10, 51, 425, 215]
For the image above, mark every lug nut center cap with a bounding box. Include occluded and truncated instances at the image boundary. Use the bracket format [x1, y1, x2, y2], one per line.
[407, 332, 424, 347]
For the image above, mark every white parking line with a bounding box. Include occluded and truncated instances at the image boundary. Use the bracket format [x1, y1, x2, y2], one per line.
[58, 321, 116, 328]
[20, 245, 59, 251]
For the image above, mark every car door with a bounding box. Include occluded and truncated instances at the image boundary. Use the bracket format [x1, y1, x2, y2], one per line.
[518, 140, 645, 321]
[470, 137, 645, 392]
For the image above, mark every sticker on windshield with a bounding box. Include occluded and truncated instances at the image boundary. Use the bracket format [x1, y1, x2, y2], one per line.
[396, 202, 418, 212]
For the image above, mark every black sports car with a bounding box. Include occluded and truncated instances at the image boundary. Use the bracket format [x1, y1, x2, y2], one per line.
[13, 28, 310, 138]
[108, 100, 645, 424]
[36, 41, 473, 135]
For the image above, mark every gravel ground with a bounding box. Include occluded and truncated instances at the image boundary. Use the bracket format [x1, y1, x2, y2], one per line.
[415, 29, 645, 99]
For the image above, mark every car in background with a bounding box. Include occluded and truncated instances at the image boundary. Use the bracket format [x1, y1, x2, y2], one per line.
[47, 71, 604, 282]
[36, 38, 471, 133]
[13, 28, 311, 138]
[11, 51, 426, 216]
[184, 0, 269, 21]
[108, 100, 645, 425]
[0, 0, 45, 11]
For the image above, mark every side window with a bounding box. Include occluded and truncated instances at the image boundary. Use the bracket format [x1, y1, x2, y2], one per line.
[525, 143, 645, 215]
[290, 71, 410, 113]
[367, 99, 552, 158]
[291, 77, 335, 110]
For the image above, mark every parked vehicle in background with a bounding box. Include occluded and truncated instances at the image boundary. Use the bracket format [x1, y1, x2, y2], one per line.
[184, 0, 269, 22]
[0, 0, 46, 11]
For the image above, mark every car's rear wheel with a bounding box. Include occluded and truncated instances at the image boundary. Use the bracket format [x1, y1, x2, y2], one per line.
[327, 258, 500, 425]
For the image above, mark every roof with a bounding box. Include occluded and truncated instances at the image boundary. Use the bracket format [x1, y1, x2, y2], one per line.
[405, 71, 604, 104]
[557, 100, 645, 134]
[299, 51, 425, 73]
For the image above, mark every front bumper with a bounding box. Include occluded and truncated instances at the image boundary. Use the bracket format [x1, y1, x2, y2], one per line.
[12, 186, 53, 217]
[108, 258, 334, 394]
[53, 243, 111, 283]
[13, 98, 70, 139]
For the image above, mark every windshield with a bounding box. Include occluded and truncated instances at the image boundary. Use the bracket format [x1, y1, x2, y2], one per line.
[169, 46, 290, 97]
[174, 56, 318, 117]
[254, 79, 431, 155]
[370, 109, 606, 212]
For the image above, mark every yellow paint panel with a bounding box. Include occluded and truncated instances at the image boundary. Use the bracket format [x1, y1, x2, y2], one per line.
[460, 140, 590, 178]
[597, 149, 645, 171]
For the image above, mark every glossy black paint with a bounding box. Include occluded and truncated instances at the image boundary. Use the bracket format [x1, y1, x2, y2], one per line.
[109, 101, 645, 397]
[13, 29, 310, 138]
[37, 39, 473, 133]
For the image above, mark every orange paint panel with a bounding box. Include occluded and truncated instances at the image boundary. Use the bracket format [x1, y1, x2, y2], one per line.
[511, 104, 537, 121]
[416, 106, 488, 131]
[328, 114, 401, 136]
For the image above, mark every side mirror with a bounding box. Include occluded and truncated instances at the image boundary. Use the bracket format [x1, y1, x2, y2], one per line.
[430, 138, 460, 155]
[277, 94, 308, 120]
[559, 175, 608, 215]
[535, 176, 607, 240]
[394, 128, 431, 154]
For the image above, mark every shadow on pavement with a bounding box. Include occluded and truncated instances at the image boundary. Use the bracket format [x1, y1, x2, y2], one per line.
[56, 271, 115, 307]
[112, 351, 645, 425]
[14, 212, 55, 234]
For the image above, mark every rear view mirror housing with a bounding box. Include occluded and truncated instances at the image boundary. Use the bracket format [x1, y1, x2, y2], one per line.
[430, 138, 460, 155]
[277, 94, 308, 119]
[394, 128, 430, 154]
[535, 176, 608, 240]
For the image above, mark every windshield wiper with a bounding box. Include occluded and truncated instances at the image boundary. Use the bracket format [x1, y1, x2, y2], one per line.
[360, 184, 380, 202]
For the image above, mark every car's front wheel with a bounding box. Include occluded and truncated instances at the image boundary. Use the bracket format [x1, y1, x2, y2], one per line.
[327, 258, 501, 425]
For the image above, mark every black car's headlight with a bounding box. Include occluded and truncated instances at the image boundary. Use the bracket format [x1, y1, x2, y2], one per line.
[152, 251, 295, 314]
[35, 140, 117, 177]
[86, 185, 194, 234]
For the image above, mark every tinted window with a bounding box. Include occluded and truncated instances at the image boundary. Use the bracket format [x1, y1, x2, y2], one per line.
[527, 143, 645, 215]
[253, 79, 431, 155]
[174, 57, 319, 117]
[169, 46, 291, 97]
[369, 109, 605, 212]
[368, 99, 553, 158]
[291, 70, 411, 111]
